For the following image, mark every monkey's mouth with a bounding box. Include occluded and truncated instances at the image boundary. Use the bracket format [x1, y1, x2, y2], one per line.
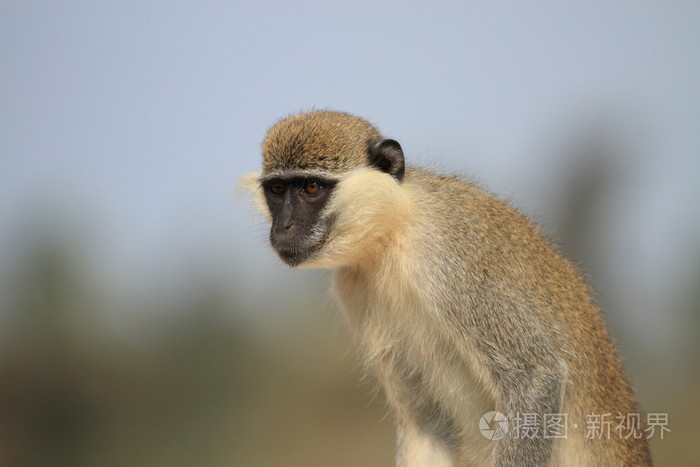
[272, 226, 330, 267]
[275, 245, 317, 267]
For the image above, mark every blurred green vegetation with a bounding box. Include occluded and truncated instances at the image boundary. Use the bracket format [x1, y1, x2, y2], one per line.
[0, 233, 394, 466]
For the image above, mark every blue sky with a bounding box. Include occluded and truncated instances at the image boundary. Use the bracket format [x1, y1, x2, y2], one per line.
[1, 2, 699, 349]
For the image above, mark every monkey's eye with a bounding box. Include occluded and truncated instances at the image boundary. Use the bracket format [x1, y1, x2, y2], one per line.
[304, 181, 320, 195]
[268, 182, 286, 195]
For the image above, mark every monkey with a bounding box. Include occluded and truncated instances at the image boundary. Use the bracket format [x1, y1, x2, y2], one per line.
[241, 110, 652, 466]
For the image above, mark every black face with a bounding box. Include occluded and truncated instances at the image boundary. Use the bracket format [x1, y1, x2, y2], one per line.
[262, 176, 336, 266]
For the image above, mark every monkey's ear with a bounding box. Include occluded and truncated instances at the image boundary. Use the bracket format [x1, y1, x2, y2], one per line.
[368, 139, 405, 182]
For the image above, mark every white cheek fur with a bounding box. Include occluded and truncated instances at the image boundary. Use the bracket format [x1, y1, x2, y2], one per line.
[237, 172, 272, 222]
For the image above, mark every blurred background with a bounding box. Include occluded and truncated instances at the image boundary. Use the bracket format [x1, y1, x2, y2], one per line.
[1, 1, 699, 466]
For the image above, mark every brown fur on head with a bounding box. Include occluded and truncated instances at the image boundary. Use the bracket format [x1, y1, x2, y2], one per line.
[261, 110, 382, 176]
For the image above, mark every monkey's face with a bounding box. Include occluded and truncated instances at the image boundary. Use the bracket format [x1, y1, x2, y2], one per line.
[253, 110, 407, 268]
[261, 175, 337, 266]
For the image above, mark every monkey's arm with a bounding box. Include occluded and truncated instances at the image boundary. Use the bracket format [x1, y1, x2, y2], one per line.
[470, 312, 567, 467]
[492, 363, 565, 466]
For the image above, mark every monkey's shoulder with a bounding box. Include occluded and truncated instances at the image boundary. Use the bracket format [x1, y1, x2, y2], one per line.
[401, 166, 565, 275]
[404, 166, 531, 230]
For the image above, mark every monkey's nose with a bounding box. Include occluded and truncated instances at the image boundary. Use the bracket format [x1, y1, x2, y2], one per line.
[272, 220, 295, 237]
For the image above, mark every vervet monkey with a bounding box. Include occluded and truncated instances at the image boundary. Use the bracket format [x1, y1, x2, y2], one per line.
[241, 110, 652, 466]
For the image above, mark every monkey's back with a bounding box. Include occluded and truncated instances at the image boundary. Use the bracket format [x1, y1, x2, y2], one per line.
[398, 166, 652, 466]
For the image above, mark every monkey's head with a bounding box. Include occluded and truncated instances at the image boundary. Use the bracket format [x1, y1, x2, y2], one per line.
[244, 110, 411, 268]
